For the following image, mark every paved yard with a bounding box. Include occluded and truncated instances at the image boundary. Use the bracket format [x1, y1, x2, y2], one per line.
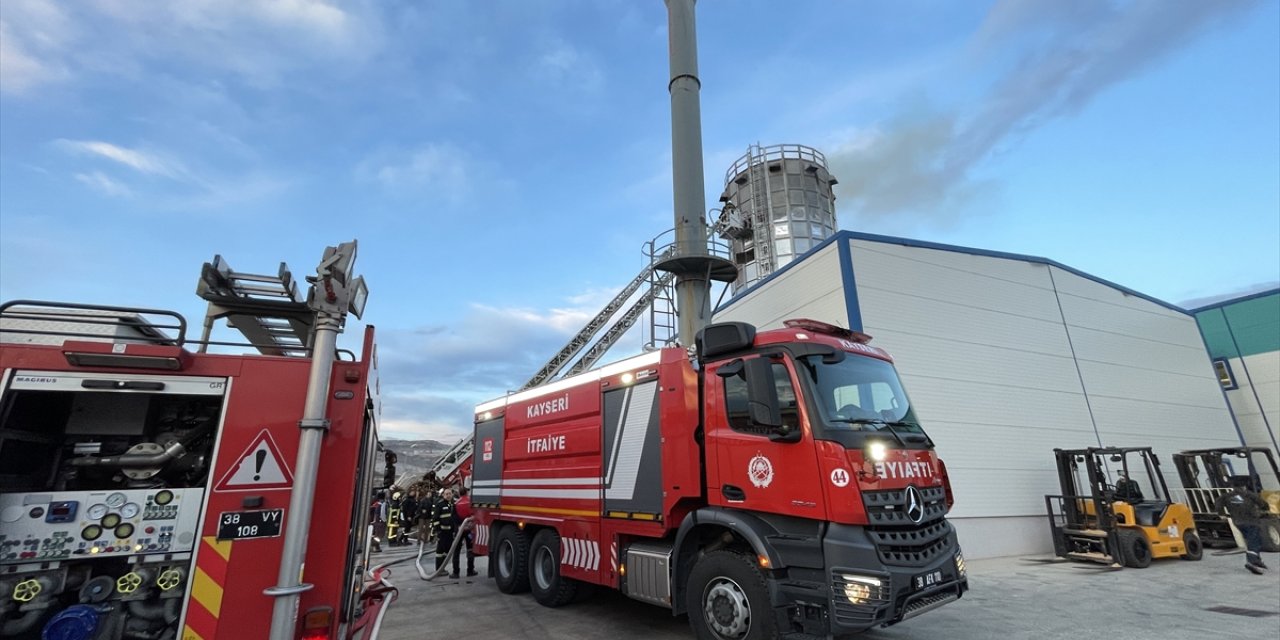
[373, 546, 1279, 640]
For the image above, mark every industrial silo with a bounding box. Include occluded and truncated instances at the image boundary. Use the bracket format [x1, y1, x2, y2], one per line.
[714, 144, 839, 293]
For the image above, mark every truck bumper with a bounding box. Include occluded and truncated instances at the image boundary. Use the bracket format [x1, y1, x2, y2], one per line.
[769, 522, 968, 636]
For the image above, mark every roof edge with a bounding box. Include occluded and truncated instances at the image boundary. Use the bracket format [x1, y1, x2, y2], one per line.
[1187, 287, 1280, 314]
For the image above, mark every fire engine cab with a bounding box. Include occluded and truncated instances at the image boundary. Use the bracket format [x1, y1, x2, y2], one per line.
[471, 318, 968, 639]
[0, 242, 385, 640]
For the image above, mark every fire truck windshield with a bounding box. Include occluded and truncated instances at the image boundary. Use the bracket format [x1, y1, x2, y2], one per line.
[797, 353, 928, 444]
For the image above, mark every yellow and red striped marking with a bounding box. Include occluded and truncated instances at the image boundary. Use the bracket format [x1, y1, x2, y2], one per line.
[183, 536, 233, 640]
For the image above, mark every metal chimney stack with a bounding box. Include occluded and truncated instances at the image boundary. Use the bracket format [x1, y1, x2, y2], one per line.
[659, 0, 736, 346]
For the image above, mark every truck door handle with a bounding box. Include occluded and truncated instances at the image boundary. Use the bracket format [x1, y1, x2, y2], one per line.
[722, 485, 745, 501]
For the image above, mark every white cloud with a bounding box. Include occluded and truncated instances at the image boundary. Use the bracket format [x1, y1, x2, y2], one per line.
[74, 171, 131, 197]
[535, 39, 603, 93]
[2, 0, 380, 94]
[0, 0, 74, 94]
[56, 140, 183, 178]
[356, 143, 473, 198]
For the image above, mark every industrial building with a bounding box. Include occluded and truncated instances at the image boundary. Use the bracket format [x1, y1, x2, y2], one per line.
[712, 230, 1244, 559]
[1193, 289, 1280, 456]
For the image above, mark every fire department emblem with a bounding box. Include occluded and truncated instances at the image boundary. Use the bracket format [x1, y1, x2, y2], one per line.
[748, 453, 774, 488]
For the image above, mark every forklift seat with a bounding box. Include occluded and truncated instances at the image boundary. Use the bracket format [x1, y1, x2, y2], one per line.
[1132, 502, 1169, 527]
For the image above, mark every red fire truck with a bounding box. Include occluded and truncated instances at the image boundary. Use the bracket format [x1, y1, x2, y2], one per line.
[471, 319, 968, 638]
[0, 243, 389, 640]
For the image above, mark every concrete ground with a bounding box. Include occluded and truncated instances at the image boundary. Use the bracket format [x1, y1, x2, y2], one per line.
[372, 546, 1279, 640]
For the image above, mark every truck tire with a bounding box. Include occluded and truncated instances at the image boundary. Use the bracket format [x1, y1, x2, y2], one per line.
[493, 525, 531, 594]
[1117, 530, 1152, 568]
[529, 529, 578, 607]
[1262, 520, 1280, 553]
[1181, 530, 1203, 561]
[686, 550, 777, 640]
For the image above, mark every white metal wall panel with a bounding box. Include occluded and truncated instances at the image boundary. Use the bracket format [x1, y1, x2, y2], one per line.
[1049, 267, 1241, 459]
[716, 236, 1245, 556]
[1226, 351, 1280, 450]
[714, 243, 845, 329]
[849, 241, 1092, 520]
[855, 287, 1073, 358]
[850, 241, 1062, 323]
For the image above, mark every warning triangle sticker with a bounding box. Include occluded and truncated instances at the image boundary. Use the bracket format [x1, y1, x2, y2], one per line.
[215, 430, 294, 492]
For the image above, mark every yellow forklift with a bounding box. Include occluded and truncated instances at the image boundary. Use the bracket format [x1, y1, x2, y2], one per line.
[1045, 447, 1203, 568]
[1173, 446, 1280, 550]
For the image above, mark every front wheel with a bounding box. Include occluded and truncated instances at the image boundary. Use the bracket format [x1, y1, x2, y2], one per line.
[1117, 530, 1152, 568]
[493, 525, 530, 594]
[1181, 530, 1203, 561]
[1261, 520, 1280, 553]
[686, 550, 777, 640]
[529, 529, 578, 607]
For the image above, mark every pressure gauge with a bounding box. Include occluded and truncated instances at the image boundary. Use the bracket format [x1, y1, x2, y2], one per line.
[81, 525, 103, 541]
[115, 523, 135, 539]
[120, 503, 140, 519]
[101, 513, 121, 529]
[87, 504, 109, 520]
[106, 492, 127, 509]
[153, 490, 174, 506]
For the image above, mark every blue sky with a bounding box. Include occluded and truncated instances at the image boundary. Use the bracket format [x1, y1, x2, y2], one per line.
[2, 0, 1277, 443]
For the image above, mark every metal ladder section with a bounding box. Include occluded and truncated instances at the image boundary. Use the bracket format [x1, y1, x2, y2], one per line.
[521, 245, 677, 390]
[195, 255, 314, 356]
[430, 436, 475, 487]
[564, 271, 676, 378]
[747, 143, 774, 278]
[646, 264, 678, 351]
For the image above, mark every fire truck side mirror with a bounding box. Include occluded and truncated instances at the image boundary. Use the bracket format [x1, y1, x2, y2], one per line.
[743, 357, 783, 430]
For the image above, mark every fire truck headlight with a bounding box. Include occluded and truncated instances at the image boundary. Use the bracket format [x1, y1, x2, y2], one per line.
[868, 442, 887, 462]
[839, 574, 882, 605]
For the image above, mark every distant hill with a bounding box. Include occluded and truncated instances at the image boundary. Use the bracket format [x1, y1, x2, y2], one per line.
[378, 438, 457, 485]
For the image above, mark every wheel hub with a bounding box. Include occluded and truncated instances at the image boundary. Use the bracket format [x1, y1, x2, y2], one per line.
[535, 546, 554, 589]
[703, 578, 750, 638]
[498, 541, 513, 577]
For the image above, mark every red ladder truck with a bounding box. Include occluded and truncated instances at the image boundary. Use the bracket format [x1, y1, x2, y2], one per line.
[0, 242, 390, 640]
[470, 318, 967, 639]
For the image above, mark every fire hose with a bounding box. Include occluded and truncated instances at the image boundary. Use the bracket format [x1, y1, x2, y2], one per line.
[415, 516, 475, 581]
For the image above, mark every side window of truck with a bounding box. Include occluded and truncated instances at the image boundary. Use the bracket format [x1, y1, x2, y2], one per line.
[724, 362, 801, 436]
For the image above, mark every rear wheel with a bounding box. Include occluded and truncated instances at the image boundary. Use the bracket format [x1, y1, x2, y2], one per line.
[1181, 530, 1203, 561]
[493, 525, 530, 594]
[530, 529, 578, 607]
[1261, 520, 1280, 553]
[1118, 530, 1152, 568]
[686, 550, 777, 640]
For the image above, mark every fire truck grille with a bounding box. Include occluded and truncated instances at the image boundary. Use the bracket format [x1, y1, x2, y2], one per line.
[862, 487, 954, 567]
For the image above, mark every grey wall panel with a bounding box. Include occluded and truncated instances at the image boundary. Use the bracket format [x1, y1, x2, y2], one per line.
[715, 242, 845, 330]
[850, 241, 1061, 322]
[855, 287, 1074, 357]
[1049, 267, 1240, 454]
[1225, 351, 1280, 451]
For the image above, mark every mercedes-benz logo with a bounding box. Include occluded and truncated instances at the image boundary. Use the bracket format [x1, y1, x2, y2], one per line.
[904, 485, 925, 524]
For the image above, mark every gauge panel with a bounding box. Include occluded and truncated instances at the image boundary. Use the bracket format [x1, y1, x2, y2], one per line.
[0, 488, 206, 564]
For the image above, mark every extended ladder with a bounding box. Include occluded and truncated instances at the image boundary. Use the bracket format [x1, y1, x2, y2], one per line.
[521, 245, 677, 390]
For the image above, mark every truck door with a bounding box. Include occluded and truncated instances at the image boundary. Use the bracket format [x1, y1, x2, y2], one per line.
[704, 355, 825, 520]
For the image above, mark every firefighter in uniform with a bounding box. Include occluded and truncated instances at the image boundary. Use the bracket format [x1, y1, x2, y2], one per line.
[411, 472, 443, 544]
[432, 488, 458, 574]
